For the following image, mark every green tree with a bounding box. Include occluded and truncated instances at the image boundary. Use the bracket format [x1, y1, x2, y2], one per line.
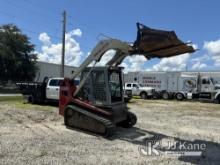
[0, 24, 38, 82]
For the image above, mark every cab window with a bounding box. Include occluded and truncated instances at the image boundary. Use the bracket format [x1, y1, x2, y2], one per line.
[49, 79, 62, 86]
[202, 79, 210, 85]
[132, 84, 138, 88]
[126, 84, 131, 87]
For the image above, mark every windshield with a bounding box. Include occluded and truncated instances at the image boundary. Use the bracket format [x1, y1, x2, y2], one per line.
[215, 86, 220, 90]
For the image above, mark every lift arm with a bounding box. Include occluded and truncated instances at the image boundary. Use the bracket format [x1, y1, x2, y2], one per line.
[71, 39, 132, 79]
[72, 39, 133, 96]
[71, 23, 196, 96]
[72, 23, 196, 80]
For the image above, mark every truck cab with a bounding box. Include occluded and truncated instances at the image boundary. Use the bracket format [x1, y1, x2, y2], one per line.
[184, 76, 220, 103]
[124, 82, 155, 99]
[46, 78, 63, 100]
[201, 77, 216, 92]
[199, 77, 220, 102]
[46, 77, 80, 101]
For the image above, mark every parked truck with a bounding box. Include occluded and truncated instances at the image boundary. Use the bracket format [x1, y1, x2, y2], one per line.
[125, 72, 220, 103]
[16, 77, 80, 103]
[17, 76, 132, 103]
[124, 82, 155, 99]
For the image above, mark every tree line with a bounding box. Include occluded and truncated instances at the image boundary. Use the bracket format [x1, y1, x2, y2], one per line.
[0, 24, 38, 83]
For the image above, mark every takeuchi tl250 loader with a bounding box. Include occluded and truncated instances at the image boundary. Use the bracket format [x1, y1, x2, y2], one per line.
[59, 23, 195, 136]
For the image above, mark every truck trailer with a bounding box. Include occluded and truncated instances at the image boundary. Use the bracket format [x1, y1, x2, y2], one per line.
[125, 71, 220, 103]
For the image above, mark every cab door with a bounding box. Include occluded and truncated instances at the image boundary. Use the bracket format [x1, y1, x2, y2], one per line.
[132, 83, 139, 95]
[46, 79, 62, 100]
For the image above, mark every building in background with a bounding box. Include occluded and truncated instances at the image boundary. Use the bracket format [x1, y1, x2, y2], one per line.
[35, 61, 76, 82]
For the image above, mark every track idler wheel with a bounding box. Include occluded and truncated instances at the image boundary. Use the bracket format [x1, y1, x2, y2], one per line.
[118, 111, 137, 128]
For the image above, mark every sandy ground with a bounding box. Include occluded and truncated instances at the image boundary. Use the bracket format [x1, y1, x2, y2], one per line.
[0, 98, 220, 165]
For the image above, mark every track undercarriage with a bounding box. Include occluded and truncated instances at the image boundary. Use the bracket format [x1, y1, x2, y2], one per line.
[64, 104, 137, 137]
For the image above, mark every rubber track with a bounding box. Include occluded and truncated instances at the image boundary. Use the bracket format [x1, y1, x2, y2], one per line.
[66, 105, 115, 137]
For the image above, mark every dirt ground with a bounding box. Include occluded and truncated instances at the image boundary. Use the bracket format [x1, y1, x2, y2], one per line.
[0, 97, 220, 165]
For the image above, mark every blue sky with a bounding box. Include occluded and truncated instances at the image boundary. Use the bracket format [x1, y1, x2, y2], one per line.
[0, 0, 220, 71]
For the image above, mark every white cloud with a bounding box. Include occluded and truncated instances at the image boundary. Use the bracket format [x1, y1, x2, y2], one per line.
[37, 33, 203, 73]
[150, 53, 190, 71]
[39, 33, 51, 45]
[110, 55, 147, 73]
[204, 39, 220, 54]
[190, 54, 209, 70]
[191, 54, 210, 62]
[68, 28, 82, 37]
[95, 51, 147, 73]
[118, 43, 200, 72]
[37, 29, 83, 66]
[96, 50, 116, 66]
[192, 61, 207, 70]
[124, 55, 147, 72]
[146, 43, 198, 71]
[204, 39, 220, 66]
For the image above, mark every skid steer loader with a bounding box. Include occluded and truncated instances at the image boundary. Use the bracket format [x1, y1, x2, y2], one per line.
[59, 23, 195, 136]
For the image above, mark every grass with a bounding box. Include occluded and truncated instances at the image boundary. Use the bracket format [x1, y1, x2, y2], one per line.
[1, 96, 219, 112]
[130, 97, 177, 104]
[130, 97, 220, 112]
[0, 96, 23, 102]
[0, 88, 20, 94]
[0, 96, 56, 111]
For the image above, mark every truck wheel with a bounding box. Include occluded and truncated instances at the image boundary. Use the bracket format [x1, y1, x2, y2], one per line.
[117, 111, 137, 128]
[28, 94, 36, 104]
[162, 92, 169, 100]
[152, 91, 160, 99]
[176, 93, 184, 101]
[28, 95, 33, 103]
[140, 92, 147, 99]
[217, 95, 220, 104]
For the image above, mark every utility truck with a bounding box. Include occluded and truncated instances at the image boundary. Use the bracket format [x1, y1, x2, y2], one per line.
[16, 77, 79, 103]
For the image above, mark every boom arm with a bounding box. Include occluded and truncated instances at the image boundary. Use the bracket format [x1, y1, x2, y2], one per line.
[72, 39, 132, 96]
[71, 23, 196, 96]
[71, 39, 132, 79]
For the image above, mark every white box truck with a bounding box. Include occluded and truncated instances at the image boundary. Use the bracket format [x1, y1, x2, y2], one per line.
[125, 71, 220, 103]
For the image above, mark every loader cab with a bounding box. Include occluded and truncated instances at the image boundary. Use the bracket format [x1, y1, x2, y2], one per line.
[79, 66, 124, 107]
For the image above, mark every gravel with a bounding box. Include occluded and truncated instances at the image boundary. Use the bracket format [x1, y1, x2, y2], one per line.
[0, 99, 220, 164]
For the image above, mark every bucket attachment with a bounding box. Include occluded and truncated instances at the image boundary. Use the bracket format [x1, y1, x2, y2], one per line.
[133, 23, 195, 59]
